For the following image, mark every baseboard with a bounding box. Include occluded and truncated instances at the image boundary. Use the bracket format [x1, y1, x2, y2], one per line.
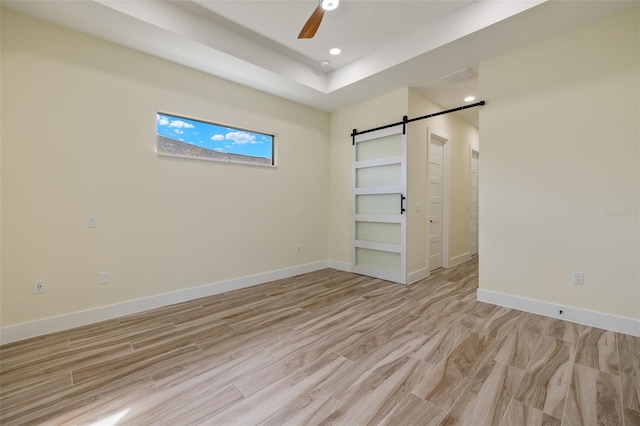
[328, 259, 351, 272]
[448, 252, 471, 268]
[0, 261, 329, 345]
[408, 267, 430, 284]
[477, 288, 640, 337]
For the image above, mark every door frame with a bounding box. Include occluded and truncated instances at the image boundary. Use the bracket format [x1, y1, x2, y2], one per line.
[427, 128, 450, 270]
[469, 145, 480, 256]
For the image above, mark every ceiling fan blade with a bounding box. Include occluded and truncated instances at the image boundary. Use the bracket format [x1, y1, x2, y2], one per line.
[298, 4, 324, 39]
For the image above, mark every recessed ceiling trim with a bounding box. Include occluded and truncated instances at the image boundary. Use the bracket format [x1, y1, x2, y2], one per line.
[97, 0, 329, 92]
[327, 0, 545, 92]
[4, 0, 635, 119]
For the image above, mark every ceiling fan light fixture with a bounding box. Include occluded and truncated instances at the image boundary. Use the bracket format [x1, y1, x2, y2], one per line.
[321, 0, 339, 11]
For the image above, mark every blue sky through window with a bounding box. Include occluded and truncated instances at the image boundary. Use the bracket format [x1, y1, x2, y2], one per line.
[156, 113, 273, 159]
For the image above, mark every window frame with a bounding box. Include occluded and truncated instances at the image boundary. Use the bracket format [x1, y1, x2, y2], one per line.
[156, 111, 277, 167]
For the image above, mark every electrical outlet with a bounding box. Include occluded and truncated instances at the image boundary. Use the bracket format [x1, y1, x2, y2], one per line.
[296, 243, 301, 253]
[572, 272, 584, 285]
[296, 210, 301, 220]
[33, 280, 45, 294]
[99, 272, 109, 285]
[88, 216, 98, 228]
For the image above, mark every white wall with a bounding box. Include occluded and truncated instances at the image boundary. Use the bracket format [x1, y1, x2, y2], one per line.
[479, 8, 640, 323]
[1, 9, 330, 328]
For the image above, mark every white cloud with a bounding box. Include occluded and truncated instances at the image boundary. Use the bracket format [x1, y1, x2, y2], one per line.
[168, 120, 194, 129]
[214, 148, 224, 152]
[157, 115, 169, 126]
[157, 115, 193, 129]
[225, 131, 256, 145]
[173, 129, 184, 134]
[211, 134, 224, 141]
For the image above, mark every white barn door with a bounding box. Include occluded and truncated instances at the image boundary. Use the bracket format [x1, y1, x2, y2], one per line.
[352, 125, 407, 284]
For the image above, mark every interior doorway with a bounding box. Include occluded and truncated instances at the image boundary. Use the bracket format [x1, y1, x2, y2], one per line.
[470, 147, 479, 256]
[427, 129, 449, 272]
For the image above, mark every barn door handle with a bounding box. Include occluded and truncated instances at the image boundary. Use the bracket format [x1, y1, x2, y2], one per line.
[400, 195, 406, 214]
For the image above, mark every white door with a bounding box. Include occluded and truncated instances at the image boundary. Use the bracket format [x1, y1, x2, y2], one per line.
[470, 149, 479, 256]
[428, 135, 445, 271]
[352, 125, 407, 284]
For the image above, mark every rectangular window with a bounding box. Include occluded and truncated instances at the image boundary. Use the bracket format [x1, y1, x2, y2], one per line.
[156, 112, 275, 166]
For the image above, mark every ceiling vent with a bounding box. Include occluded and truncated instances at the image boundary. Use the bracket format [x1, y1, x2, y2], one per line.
[441, 68, 477, 85]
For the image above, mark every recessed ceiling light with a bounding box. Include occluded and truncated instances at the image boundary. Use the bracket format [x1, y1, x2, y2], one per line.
[329, 48, 341, 56]
[321, 0, 339, 11]
[464, 96, 476, 102]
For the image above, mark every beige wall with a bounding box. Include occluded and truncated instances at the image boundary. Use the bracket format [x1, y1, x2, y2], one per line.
[479, 8, 640, 319]
[328, 88, 409, 265]
[1, 10, 330, 327]
[407, 90, 479, 276]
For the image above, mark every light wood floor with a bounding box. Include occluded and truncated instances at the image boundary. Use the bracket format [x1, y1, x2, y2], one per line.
[1, 258, 639, 425]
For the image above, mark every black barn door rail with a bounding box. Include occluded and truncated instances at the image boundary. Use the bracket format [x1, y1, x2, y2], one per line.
[351, 101, 485, 145]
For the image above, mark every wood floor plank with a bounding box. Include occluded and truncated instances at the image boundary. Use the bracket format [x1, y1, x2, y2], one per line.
[31, 376, 157, 426]
[1, 375, 155, 426]
[129, 320, 231, 350]
[259, 387, 342, 426]
[499, 399, 561, 426]
[318, 356, 422, 425]
[491, 327, 542, 371]
[618, 336, 640, 411]
[411, 332, 497, 410]
[152, 346, 278, 392]
[205, 353, 350, 425]
[412, 322, 473, 366]
[339, 312, 420, 362]
[0, 334, 70, 372]
[319, 329, 429, 402]
[2, 257, 638, 425]
[378, 393, 444, 426]
[575, 326, 620, 376]
[515, 312, 551, 335]
[473, 307, 523, 341]
[624, 407, 640, 426]
[513, 335, 575, 419]
[406, 299, 472, 335]
[1, 341, 134, 394]
[68, 319, 174, 349]
[544, 318, 580, 344]
[124, 383, 245, 425]
[233, 328, 361, 397]
[563, 363, 623, 426]
[196, 323, 297, 357]
[72, 343, 205, 386]
[0, 370, 72, 415]
[439, 359, 523, 425]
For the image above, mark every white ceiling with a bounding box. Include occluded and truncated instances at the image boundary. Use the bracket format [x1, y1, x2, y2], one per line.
[4, 0, 638, 126]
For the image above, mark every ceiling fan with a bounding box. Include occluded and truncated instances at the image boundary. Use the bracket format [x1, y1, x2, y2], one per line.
[298, 0, 340, 39]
